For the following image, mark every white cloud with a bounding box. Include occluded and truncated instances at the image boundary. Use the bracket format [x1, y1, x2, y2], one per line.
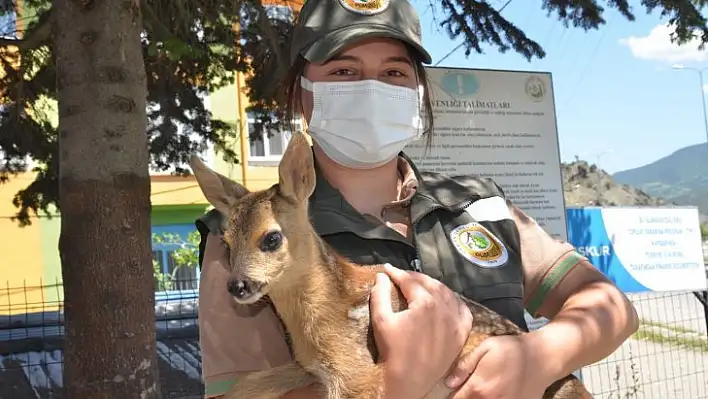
[619, 23, 708, 63]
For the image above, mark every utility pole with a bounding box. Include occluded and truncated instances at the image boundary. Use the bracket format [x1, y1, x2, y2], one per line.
[672, 64, 708, 147]
[671, 64, 708, 340]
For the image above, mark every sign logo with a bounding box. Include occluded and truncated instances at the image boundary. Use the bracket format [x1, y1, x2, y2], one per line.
[440, 71, 479, 98]
[525, 76, 546, 102]
[451, 222, 509, 268]
[338, 0, 390, 15]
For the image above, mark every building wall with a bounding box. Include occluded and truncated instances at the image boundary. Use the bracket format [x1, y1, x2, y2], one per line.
[210, 73, 245, 181]
[208, 59, 288, 190]
[209, 0, 306, 191]
[0, 172, 209, 315]
[0, 174, 48, 314]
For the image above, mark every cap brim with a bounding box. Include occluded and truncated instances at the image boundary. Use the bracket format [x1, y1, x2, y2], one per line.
[302, 24, 432, 65]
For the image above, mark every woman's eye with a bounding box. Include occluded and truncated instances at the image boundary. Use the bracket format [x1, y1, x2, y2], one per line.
[387, 70, 405, 77]
[220, 238, 230, 250]
[331, 68, 354, 76]
[260, 231, 283, 252]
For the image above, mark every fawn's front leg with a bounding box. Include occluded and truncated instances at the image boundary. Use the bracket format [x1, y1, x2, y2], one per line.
[224, 363, 318, 399]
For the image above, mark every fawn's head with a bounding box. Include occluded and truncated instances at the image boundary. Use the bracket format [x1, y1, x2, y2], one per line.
[190, 132, 317, 305]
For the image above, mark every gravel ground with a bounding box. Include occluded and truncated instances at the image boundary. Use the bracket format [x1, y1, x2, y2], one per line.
[582, 338, 708, 398]
[629, 291, 708, 337]
[581, 291, 708, 399]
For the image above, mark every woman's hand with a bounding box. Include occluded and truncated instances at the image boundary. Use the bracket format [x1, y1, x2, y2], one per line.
[444, 334, 554, 399]
[370, 263, 473, 398]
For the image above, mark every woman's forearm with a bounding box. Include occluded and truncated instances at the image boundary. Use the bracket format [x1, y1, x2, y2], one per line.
[527, 279, 639, 382]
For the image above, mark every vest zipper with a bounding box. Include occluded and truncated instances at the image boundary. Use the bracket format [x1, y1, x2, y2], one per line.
[410, 204, 440, 273]
[409, 197, 480, 273]
[447, 198, 479, 215]
[410, 196, 480, 226]
[411, 224, 423, 272]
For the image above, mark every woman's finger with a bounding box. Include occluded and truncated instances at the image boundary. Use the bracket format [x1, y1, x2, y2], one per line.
[445, 345, 488, 389]
[456, 294, 474, 323]
[370, 272, 395, 325]
[382, 262, 447, 295]
[386, 263, 448, 296]
[382, 262, 416, 283]
[382, 263, 432, 304]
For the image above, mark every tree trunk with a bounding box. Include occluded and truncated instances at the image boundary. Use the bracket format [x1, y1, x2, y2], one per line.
[54, 0, 160, 398]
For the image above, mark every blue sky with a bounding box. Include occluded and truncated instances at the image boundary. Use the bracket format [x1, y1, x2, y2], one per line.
[414, 1, 708, 174]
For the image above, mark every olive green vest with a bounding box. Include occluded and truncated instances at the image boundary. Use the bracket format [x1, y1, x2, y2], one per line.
[196, 153, 529, 331]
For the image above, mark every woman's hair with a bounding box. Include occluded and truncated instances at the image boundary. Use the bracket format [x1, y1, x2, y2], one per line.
[282, 45, 435, 150]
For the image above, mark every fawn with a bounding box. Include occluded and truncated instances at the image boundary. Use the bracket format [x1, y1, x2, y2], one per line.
[190, 131, 593, 399]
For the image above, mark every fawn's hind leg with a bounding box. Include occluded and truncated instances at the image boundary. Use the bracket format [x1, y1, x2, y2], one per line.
[543, 375, 594, 399]
[224, 363, 319, 399]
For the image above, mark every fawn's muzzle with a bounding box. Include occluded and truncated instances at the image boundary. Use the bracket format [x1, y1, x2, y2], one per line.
[227, 279, 263, 301]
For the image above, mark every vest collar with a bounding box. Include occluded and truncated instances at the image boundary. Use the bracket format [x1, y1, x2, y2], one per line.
[308, 149, 486, 237]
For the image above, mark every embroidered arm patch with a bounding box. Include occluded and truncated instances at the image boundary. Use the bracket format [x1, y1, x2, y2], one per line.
[526, 251, 587, 317]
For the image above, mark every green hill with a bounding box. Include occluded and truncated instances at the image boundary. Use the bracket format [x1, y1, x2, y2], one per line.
[612, 143, 708, 215]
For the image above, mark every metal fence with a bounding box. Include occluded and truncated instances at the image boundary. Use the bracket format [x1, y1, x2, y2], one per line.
[1, 279, 707, 398]
[582, 291, 708, 399]
[0, 278, 204, 399]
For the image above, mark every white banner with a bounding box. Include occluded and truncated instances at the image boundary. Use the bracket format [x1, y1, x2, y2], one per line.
[567, 206, 707, 292]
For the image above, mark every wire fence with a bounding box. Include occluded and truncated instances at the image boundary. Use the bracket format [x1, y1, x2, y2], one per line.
[0, 278, 203, 399]
[582, 291, 708, 399]
[1, 279, 707, 398]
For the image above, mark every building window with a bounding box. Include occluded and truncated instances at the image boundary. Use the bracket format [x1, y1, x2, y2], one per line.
[152, 248, 198, 292]
[248, 125, 291, 158]
[152, 225, 200, 294]
[247, 114, 303, 162]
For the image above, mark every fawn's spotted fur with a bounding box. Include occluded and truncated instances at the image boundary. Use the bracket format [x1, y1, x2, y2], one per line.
[190, 132, 593, 399]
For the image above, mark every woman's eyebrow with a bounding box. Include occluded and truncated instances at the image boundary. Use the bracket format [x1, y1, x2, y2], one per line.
[322, 55, 413, 66]
[383, 56, 413, 65]
[322, 54, 361, 65]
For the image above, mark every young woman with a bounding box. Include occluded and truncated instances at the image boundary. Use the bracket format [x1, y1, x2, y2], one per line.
[195, 0, 639, 397]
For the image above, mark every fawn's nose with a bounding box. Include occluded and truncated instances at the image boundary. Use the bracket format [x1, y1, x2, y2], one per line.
[227, 279, 261, 300]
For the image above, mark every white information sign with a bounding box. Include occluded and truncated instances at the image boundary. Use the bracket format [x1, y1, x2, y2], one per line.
[404, 67, 570, 367]
[405, 67, 568, 241]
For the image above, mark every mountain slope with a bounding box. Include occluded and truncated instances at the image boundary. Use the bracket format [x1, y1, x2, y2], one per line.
[562, 161, 669, 207]
[612, 143, 708, 213]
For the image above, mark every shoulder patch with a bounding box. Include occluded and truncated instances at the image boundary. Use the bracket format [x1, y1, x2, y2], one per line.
[450, 222, 509, 268]
[338, 0, 390, 15]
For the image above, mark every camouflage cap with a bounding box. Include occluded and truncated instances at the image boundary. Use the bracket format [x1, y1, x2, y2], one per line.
[290, 0, 432, 66]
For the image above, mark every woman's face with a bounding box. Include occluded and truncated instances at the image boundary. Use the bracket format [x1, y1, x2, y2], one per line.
[300, 37, 418, 123]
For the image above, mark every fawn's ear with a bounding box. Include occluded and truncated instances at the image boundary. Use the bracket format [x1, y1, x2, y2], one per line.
[278, 132, 316, 203]
[190, 156, 249, 215]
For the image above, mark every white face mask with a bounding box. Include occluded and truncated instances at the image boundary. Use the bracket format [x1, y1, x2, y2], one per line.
[301, 77, 423, 169]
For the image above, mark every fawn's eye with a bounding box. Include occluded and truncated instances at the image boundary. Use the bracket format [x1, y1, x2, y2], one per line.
[260, 231, 283, 252]
[220, 237, 230, 251]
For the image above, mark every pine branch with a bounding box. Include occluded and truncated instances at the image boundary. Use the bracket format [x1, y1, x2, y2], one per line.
[251, 0, 289, 77]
